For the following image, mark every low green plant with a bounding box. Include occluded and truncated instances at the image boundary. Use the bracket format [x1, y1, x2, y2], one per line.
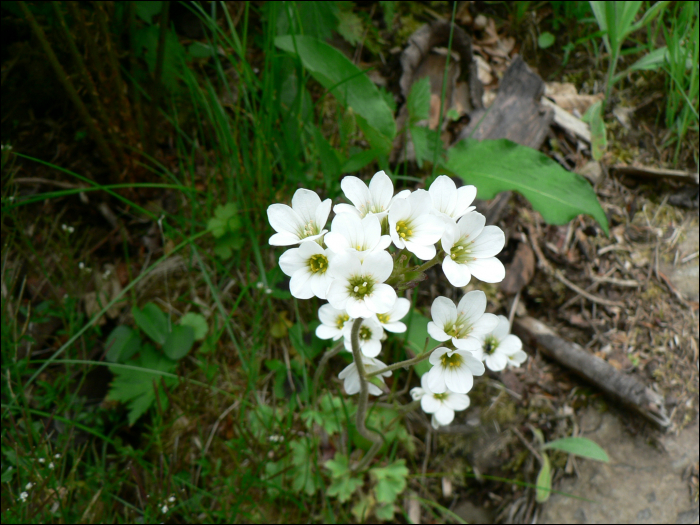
[105, 303, 208, 424]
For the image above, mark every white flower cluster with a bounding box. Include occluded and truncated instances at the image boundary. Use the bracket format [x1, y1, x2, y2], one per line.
[267, 170, 526, 429]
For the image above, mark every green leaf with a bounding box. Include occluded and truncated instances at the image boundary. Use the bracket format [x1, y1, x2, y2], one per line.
[326, 453, 363, 502]
[290, 322, 325, 360]
[407, 77, 431, 123]
[107, 344, 177, 425]
[370, 459, 409, 504]
[105, 325, 141, 363]
[404, 309, 440, 376]
[341, 149, 379, 173]
[336, 10, 364, 46]
[538, 31, 556, 49]
[586, 100, 607, 162]
[275, 35, 396, 141]
[535, 452, 552, 503]
[313, 126, 342, 180]
[162, 325, 195, 360]
[290, 439, 318, 496]
[409, 125, 444, 168]
[187, 41, 215, 59]
[542, 437, 610, 462]
[213, 232, 244, 259]
[375, 503, 396, 521]
[179, 313, 208, 341]
[356, 114, 394, 156]
[132, 303, 169, 345]
[134, 1, 162, 23]
[1, 466, 15, 483]
[207, 203, 241, 238]
[444, 139, 609, 235]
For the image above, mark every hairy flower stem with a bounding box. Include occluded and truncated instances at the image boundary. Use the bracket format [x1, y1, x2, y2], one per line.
[349, 318, 383, 472]
[312, 341, 344, 408]
[415, 253, 443, 273]
[365, 344, 443, 378]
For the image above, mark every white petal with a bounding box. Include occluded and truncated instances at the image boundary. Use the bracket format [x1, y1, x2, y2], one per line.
[485, 353, 508, 371]
[368, 171, 394, 211]
[410, 387, 425, 401]
[457, 212, 485, 240]
[383, 321, 406, 333]
[464, 353, 485, 375]
[366, 284, 397, 314]
[361, 340, 382, 358]
[508, 350, 528, 366]
[442, 257, 471, 287]
[452, 337, 482, 351]
[440, 221, 459, 252]
[389, 298, 411, 321]
[289, 270, 314, 299]
[269, 231, 300, 246]
[309, 274, 331, 299]
[361, 250, 394, 283]
[445, 392, 470, 411]
[427, 322, 450, 342]
[445, 366, 472, 394]
[291, 189, 322, 224]
[429, 175, 457, 216]
[471, 226, 505, 258]
[429, 347, 451, 366]
[279, 248, 306, 276]
[411, 213, 444, 244]
[499, 335, 523, 356]
[318, 304, 344, 325]
[492, 315, 511, 340]
[316, 324, 341, 340]
[469, 257, 506, 283]
[453, 185, 477, 218]
[267, 203, 302, 236]
[434, 404, 455, 426]
[341, 176, 371, 210]
[333, 203, 361, 217]
[421, 394, 441, 414]
[426, 365, 447, 394]
[457, 290, 487, 323]
[406, 240, 436, 261]
[471, 313, 499, 338]
[328, 252, 362, 280]
[324, 231, 350, 254]
[430, 297, 456, 329]
[346, 297, 373, 318]
[314, 199, 332, 230]
[326, 280, 350, 310]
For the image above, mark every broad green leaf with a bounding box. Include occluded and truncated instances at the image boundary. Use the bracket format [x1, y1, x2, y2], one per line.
[535, 452, 552, 503]
[132, 303, 169, 345]
[586, 100, 607, 162]
[357, 114, 394, 156]
[375, 503, 396, 521]
[409, 125, 444, 168]
[370, 460, 409, 504]
[444, 139, 609, 235]
[312, 126, 342, 179]
[407, 77, 431, 123]
[404, 309, 441, 376]
[342, 149, 378, 173]
[275, 35, 396, 142]
[105, 325, 141, 363]
[187, 42, 215, 59]
[1, 466, 15, 483]
[107, 344, 177, 425]
[163, 325, 195, 360]
[290, 439, 318, 496]
[542, 437, 610, 462]
[326, 453, 363, 502]
[179, 313, 208, 341]
[613, 46, 668, 84]
[538, 32, 556, 49]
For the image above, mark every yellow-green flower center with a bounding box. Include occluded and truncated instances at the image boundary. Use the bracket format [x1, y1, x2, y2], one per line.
[299, 220, 319, 239]
[443, 316, 472, 339]
[449, 238, 474, 263]
[377, 313, 390, 324]
[359, 326, 373, 341]
[308, 254, 328, 274]
[348, 276, 374, 299]
[335, 314, 349, 330]
[440, 352, 463, 368]
[483, 335, 499, 355]
[395, 220, 413, 240]
[433, 393, 449, 401]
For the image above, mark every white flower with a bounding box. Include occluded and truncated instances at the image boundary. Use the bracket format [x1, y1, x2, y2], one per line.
[315, 304, 352, 340]
[410, 374, 471, 429]
[427, 291, 499, 353]
[388, 189, 445, 260]
[48, 462, 55, 470]
[481, 315, 527, 371]
[161, 505, 169, 514]
[19, 491, 28, 502]
[267, 188, 332, 246]
[333, 170, 410, 220]
[426, 347, 485, 394]
[279, 241, 334, 299]
[324, 214, 391, 261]
[168, 496, 176, 503]
[338, 356, 392, 396]
[428, 175, 476, 223]
[374, 297, 411, 333]
[441, 212, 505, 287]
[327, 251, 397, 318]
[25, 482, 33, 490]
[343, 317, 384, 358]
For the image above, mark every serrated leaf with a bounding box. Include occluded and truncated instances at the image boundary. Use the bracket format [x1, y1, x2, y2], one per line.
[327, 473, 363, 502]
[107, 344, 177, 425]
[542, 437, 609, 462]
[105, 325, 141, 363]
[370, 460, 409, 504]
[132, 303, 168, 345]
[275, 35, 396, 143]
[163, 325, 195, 360]
[208, 203, 240, 238]
[444, 139, 609, 235]
[407, 77, 431, 123]
[375, 503, 395, 521]
[535, 452, 552, 503]
[409, 125, 444, 168]
[213, 232, 244, 259]
[179, 313, 208, 341]
[290, 439, 318, 495]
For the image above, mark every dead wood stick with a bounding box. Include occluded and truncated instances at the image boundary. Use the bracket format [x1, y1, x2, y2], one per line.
[513, 316, 670, 428]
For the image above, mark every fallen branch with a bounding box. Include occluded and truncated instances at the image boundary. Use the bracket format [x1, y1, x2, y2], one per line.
[513, 316, 670, 428]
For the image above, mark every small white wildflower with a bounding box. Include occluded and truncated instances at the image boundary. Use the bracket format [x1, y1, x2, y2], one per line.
[264, 288, 272, 295]
[78, 262, 85, 270]
[102, 268, 111, 279]
[268, 435, 285, 443]
[161, 504, 168, 514]
[48, 462, 55, 470]
[38, 458, 45, 464]
[54, 453, 61, 459]
[256, 281, 264, 289]
[25, 482, 33, 490]
[19, 491, 28, 502]
[61, 224, 75, 234]
[168, 496, 176, 503]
